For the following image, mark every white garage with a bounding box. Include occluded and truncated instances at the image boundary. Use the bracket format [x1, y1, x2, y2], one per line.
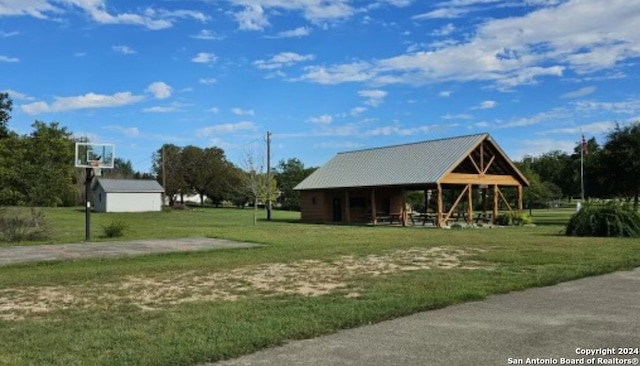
[93, 179, 164, 213]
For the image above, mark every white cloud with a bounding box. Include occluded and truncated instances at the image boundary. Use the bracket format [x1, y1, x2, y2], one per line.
[442, 113, 474, 120]
[431, 23, 456, 36]
[206, 107, 219, 113]
[272, 26, 311, 38]
[516, 138, 577, 159]
[358, 89, 388, 107]
[0, 55, 19, 63]
[439, 90, 452, 97]
[21, 91, 144, 114]
[351, 106, 367, 115]
[0, 1, 208, 30]
[574, 99, 640, 115]
[2, 89, 34, 101]
[142, 105, 179, 113]
[541, 121, 616, 135]
[145, 82, 172, 99]
[192, 52, 217, 64]
[105, 125, 141, 137]
[228, 0, 356, 29]
[197, 121, 257, 137]
[190, 29, 223, 40]
[413, 8, 468, 20]
[307, 114, 333, 125]
[474, 100, 497, 109]
[254, 52, 315, 69]
[232, 107, 255, 116]
[234, 5, 269, 31]
[199, 78, 217, 85]
[298, 1, 640, 88]
[561, 86, 596, 99]
[0, 31, 19, 37]
[112, 45, 136, 54]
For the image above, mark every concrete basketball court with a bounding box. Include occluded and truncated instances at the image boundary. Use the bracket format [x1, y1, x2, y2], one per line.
[0, 238, 260, 266]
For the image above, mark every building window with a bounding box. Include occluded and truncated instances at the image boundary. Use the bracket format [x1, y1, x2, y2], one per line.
[312, 196, 316, 205]
[349, 197, 366, 208]
[99, 193, 102, 202]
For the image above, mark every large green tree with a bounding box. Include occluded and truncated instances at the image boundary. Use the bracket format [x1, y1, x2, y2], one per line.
[152, 144, 188, 206]
[602, 122, 640, 209]
[276, 158, 317, 211]
[18, 122, 77, 206]
[0, 92, 12, 139]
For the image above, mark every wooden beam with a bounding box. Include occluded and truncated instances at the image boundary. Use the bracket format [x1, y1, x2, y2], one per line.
[443, 185, 469, 223]
[440, 173, 520, 186]
[344, 189, 351, 224]
[483, 156, 496, 174]
[371, 188, 377, 226]
[437, 183, 443, 227]
[467, 184, 473, 224]
[493, 184, 498, 223]
[497, 187, 513, 213]
[469, 155, 482, 174]
[480, 143, 484, 173]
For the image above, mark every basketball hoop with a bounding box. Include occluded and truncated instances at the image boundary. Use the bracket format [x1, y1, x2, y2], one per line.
[90, 160, 101, 177]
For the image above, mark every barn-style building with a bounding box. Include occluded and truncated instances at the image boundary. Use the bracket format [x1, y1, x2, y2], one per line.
[294, 133, 529, 227]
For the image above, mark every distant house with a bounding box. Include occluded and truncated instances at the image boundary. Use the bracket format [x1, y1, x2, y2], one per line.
[93, 179, 164, 213]
[294, 133, 529, 227]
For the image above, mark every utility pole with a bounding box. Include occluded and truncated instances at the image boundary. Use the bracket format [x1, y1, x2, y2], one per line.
[162, 145, 167, 207]
[266, 131, 272, 220]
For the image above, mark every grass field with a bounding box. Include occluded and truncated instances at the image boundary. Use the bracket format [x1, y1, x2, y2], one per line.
[1, 207, 640, 365]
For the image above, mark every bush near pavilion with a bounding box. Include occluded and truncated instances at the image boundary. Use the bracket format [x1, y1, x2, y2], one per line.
[565, 202, 640, 238]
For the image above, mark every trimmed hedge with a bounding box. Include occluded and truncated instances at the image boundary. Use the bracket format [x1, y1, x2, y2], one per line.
[565, 202, 640, 237]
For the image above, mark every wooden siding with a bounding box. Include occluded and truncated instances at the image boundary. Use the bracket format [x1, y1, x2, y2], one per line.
[440, 173, 521, 186]
[300, 191, 326, 223]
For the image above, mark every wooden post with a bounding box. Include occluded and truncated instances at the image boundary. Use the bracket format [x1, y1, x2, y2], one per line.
[371, 188, 377, 226]
[345, 189, 351, 224]
[517, 185, 523, 212]
[493, 184, 499, 223]
[401, 189, 407, 227]
[437, 183, 443, 227]
[467, 184, 473, 224]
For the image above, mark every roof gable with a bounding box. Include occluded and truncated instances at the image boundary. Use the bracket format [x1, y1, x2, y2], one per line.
[95, 179, 164, 193]
[295, 133, 489, 190]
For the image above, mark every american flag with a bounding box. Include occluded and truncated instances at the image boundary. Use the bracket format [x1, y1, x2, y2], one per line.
[581, 133, 588, 154]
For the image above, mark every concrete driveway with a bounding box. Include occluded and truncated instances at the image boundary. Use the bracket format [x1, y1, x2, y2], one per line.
[209, 268, 640, 366]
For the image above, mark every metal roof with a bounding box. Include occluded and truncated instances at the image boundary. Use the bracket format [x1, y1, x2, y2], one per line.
[295, 133, 488, 190]
[95, 179, 164, 193]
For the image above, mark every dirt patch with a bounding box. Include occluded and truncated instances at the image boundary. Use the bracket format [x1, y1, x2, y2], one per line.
[0, 247, 489, 321]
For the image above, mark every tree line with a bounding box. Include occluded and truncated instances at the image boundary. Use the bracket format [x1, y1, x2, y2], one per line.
[517, 123, 640, 210]
[151, 143, 317, 211]
[2, 91, 638, 210]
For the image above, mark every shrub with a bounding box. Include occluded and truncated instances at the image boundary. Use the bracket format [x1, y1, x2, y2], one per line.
[495, 214, 511, 226]
[565, 202, 640, 238]
[512, 212, 534, 226]
[0, 208, 50, 242]
[495, 212, 533, 226]
[102, 220, 129, 238]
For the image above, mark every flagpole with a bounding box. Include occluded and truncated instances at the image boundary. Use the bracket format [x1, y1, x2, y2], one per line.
[580, 130, 585, 202]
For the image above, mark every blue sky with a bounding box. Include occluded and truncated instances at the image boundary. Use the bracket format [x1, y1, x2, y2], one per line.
[1, 0, 639, 172]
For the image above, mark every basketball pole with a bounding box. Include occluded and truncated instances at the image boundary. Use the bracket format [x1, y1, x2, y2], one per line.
[85, 167, 92, 241]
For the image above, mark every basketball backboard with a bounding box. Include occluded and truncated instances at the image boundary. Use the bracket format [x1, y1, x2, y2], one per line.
[75, 142, 115, 169]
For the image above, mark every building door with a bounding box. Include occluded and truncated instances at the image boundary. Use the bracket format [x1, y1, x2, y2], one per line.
[332, 198, 342, 222]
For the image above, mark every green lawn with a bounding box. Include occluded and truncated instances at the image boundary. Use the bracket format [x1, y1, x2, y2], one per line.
[1, 207, 639, 366]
